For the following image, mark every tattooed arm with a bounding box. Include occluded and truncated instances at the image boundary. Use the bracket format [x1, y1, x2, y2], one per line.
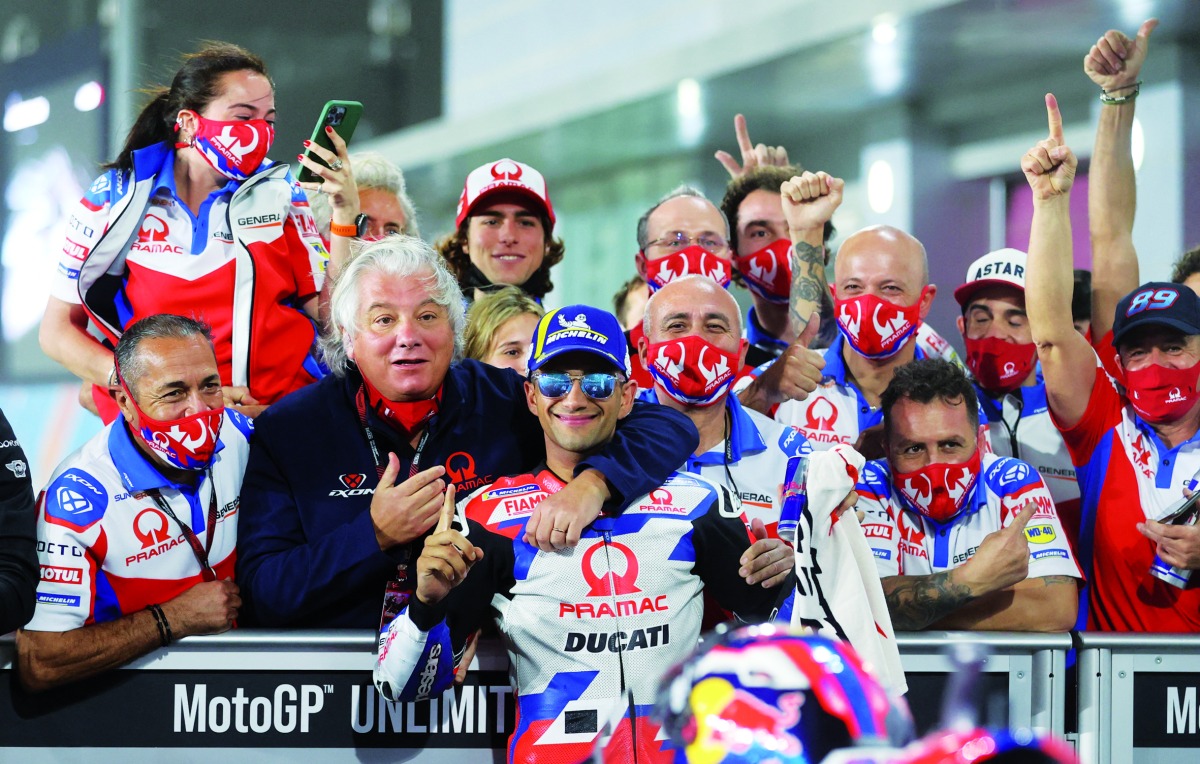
[882, 571, 976, 631]
[781, 172, 842, 338]
[931, 575, 1079, 632]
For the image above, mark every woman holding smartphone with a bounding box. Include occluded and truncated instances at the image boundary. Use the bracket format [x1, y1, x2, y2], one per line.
[41, 42, 350, 419]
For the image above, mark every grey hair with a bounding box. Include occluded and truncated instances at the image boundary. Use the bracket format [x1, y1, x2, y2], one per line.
[114, 314, 214, 396]
[635, 184, 730, 250]
[320, 235, 466, 375]
[308, 152, 420, 238]
[641, 274, 743, 338]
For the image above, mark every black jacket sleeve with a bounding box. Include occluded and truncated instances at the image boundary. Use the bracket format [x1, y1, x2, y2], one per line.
[0, 411, 37, 634]
[692, 486, 793, 623]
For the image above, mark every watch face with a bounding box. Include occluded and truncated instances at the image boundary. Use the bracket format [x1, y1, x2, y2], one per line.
[355, 213, 369, 239]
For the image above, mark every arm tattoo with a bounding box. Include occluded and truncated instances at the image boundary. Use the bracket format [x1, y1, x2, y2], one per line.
[883, 572, 976, 631]
[789, 242, 828, 337]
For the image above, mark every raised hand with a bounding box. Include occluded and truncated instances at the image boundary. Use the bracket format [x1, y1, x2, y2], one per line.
[1021, 94, 1077, 201]
[370, 454, 447, 549]
[1084, 19, 1157, 91]
[739, 312, 826, 414]
[780, 171, 844, 235]
[297, 125, 359, 218]
[415, 484, 482, 606]
[715, 114, 790, 180]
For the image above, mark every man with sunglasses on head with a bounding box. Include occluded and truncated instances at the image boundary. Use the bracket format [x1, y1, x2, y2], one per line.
[374, 304, 792, 763]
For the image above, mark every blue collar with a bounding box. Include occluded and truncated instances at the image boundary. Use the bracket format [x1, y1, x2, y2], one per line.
[131, 141, 239, 199]
[636, 390, 765, 467]
[107, 417, 226, 494]
[826, 333, 926, 386]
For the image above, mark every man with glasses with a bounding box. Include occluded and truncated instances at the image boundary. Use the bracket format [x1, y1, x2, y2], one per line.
[374, 303, 791, 763]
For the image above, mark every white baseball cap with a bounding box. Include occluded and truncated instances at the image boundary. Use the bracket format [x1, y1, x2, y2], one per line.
[455, 158, 555, 228]
[954, 248, 1028, 308]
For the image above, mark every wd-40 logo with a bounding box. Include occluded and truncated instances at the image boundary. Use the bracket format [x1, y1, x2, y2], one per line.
[329, 473, 373, 498]
[1024, 523, 1057, 544]
[445, 452, 490, 492]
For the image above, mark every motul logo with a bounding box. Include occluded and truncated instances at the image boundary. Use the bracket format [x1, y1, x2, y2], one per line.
[40, 565, 83, 584]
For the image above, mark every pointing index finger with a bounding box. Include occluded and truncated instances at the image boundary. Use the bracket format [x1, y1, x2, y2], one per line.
[1010, 502, 1037, 533]
[436, 483, 456, 534]
[1045, 93, 1063, 144]
[734, 113, 753, 155]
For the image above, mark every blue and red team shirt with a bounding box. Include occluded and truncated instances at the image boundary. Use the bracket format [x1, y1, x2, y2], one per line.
[52, 145, 327, 405]
[1058, 366, 1200, 632]
[26, 411, 253, 631]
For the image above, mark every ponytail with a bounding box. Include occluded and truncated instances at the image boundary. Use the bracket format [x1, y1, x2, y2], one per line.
[103, 87, 174, 172]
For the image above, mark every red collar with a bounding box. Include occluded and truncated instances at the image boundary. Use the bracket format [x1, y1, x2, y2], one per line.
[361, 375, 441, 436]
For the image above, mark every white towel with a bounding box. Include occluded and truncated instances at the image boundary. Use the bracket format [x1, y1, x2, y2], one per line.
[794, 444, 908, 695]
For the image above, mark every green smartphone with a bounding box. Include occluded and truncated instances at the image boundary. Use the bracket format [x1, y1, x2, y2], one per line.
[297, 100, 363, 184]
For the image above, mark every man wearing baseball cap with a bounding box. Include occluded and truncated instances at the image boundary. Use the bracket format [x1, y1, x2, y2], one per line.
[435, 158, 564, 303]
[374, 303, 792, 763]
[954, 248, 1081, 543]
[1023, 101, 1200, 631]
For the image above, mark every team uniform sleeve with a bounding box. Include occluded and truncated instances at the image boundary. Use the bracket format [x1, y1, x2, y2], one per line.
[0, 413, 37, 633]
[374, 517, 507, 703]
[283, 171, 327, 296]
[691, 487, 793, 623]
[855, 461, 901, 578]
[1053, 365, 1124, 468]
[50, 170, 119, 303]
[994, 466, 1083, 580]
[235, 419, 401, 626]
[577, 400, 699, 508]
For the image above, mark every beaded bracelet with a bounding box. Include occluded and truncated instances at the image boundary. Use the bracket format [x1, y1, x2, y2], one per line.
[1100, 80, 1141, 105]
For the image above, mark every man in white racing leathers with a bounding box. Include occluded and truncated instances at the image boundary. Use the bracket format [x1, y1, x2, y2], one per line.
[373, 304, 792, 763]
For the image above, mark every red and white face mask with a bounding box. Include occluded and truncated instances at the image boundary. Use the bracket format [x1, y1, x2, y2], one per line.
[733, 239, 792, 304]
[893, 447, 982, 523]
[177, 112, 274, 181]
[643, 245, 732, 292]
[834, 288, 927, 359]
[965, 336, 1037, 395]
[122, 384, 224, 471]
[1124, 362, 1200, 423]
[644, 335, 745, 407]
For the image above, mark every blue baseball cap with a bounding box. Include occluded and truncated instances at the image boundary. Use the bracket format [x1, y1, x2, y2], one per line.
[1112, 282, 1200, 347]
[527, 305, 630, 376]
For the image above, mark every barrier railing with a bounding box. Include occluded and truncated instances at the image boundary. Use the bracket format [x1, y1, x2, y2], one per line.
[0, 629, 1071, 760]
[1076, 632, 1200, 764]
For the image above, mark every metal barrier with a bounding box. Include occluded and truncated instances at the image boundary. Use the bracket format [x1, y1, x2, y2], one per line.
[0, 629, 1071, 761]
[1076, 632, 1200, 764]
[897, 631, 1071, 737]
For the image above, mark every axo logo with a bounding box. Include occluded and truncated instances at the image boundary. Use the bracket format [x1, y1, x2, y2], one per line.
[329, 473, 373, 498]
[340, 474, 365, 489]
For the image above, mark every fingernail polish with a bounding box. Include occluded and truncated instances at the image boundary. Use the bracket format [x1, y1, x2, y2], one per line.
[326, 126, 334, 133]
[303, 140, 311, 146]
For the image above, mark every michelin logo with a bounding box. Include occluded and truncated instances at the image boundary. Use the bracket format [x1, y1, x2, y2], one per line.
[1031, 549, 1068, 561]
[37, 593, 81, 607]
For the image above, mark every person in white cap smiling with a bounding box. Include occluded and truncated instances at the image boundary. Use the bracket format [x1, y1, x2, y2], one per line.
[435, 158, 564, 304]
[955, 248, 1081, 544]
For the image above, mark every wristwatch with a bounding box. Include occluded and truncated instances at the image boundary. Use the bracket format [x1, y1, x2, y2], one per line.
[330, 213, 369, 238]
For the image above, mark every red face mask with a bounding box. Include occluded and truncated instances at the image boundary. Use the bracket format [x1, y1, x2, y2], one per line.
[645, 335, 745, 407]
[178, 113, 274, 181]
[892, 447, 982, 523]
[122, 384, 224, 471]
[643, 245, 732, 292]
[361, 374, 441, 435]
[733, 239, 792, 304]
[965, 336, 1038, 395]
[834, 288, 926, 359]
[1124, 362, 1200, 423]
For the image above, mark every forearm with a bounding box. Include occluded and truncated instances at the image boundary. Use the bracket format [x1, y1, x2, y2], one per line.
[16, 612, 162, 692]
[1090, 103, 1139, 338]
[788, 233, 828, 339]
[931, 576, 1079, 632]
[882, 571, 975, 631]
[1027, 197, 1078, 347]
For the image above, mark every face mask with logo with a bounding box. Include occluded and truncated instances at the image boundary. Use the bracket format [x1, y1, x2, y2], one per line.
[833, 288, 927, 359]
[177, 112, 274, 181]
[964, 336, 1038, 395]
[643, 245, 732, 292]
[892, 447, 982, 523]
[645, 335, 745, 407]
[121, 384, 224, 471]
[1124, 362, 1200, 423]
[733, 239, 792, 304]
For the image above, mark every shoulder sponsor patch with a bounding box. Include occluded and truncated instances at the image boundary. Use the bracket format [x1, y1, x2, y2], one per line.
[36, 592, 81, 607]
[1024, 523, 1057, 544]
[6, 459, 27, 478]
[777, 426, 810, 457]
[46, 468, 108, 531]
[40, 565, 83, 585]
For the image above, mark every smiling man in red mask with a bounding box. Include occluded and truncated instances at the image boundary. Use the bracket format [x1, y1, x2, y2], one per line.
[954, 248, 1081, 544]
[855, 359, 1080, 632]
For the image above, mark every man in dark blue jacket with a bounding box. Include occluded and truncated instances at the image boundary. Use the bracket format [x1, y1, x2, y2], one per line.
[237, 235, 701, 629]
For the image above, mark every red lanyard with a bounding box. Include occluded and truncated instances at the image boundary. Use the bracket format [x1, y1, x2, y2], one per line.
[148, 476, 218, 582]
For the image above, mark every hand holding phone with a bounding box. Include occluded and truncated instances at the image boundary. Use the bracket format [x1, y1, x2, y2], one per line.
[297, 100, 363, 184]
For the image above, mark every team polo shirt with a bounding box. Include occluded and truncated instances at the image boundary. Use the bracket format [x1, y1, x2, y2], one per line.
[978, 379, 1081, 543]
[637, 391, 812, 534]
[26, 411, 253, 631]
[53, 146, 324, 402]
[855, 453, 1081, 581]
[1058, 366, 1200, 632]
